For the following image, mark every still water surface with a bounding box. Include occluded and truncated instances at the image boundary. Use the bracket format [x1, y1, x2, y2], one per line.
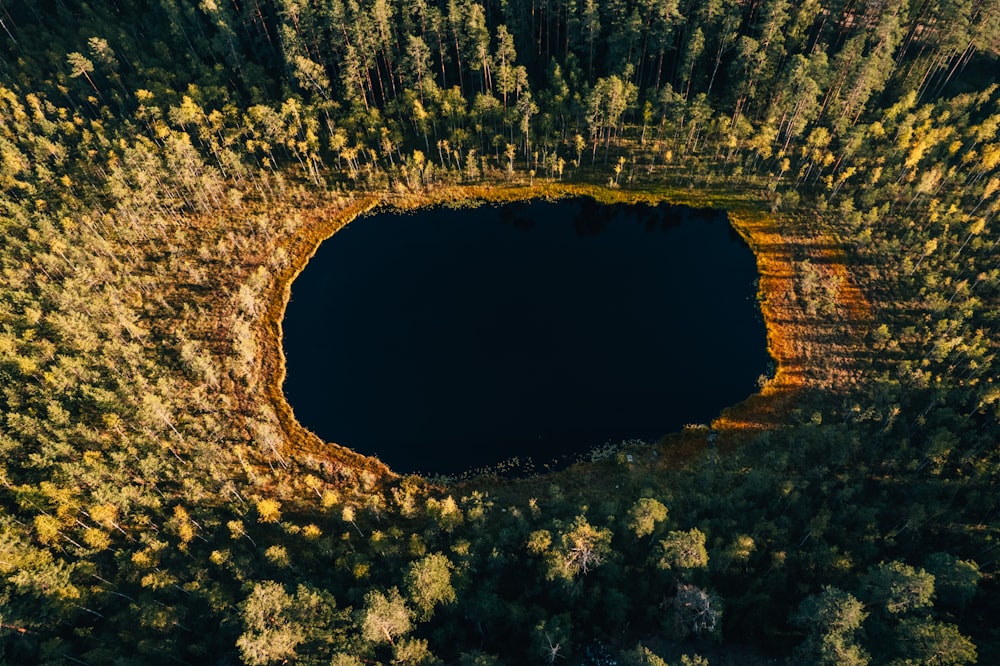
[282, 199, 770, 475]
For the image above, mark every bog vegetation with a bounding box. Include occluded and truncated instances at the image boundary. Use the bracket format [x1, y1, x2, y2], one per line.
[0, 0, 997, 664]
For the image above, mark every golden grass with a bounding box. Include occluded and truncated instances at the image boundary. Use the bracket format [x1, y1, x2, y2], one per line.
[257, 196, 396, 480]
[710, 208, 872, 441]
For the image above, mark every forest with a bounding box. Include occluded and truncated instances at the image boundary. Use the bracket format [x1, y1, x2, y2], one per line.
[0, 0, 998, 663]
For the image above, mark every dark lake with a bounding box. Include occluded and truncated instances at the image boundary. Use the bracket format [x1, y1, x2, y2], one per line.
[282, 198, 770, 476]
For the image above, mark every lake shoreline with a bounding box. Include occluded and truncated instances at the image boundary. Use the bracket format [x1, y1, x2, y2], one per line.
[252, 180, 870, 485]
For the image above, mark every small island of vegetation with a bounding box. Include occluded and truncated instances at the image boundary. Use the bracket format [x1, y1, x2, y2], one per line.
[0, 1, 997, 664]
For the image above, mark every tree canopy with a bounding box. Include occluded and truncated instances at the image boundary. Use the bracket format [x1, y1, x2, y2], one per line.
[0, 0, 997, 663]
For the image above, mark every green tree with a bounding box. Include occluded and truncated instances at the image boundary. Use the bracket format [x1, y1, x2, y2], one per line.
[559, 514, 612, 578]
[585, 74, 637, 159]
[892, 618, 977, 665]
[404, 34, 432, 104]
[393, 636, 438, 665]
[791, 586, 869, 666]
[529, 515, 613, 582]
[464, 3, 491, 94]
[923, 553, 981, 611]
[860, 561, 935, 615]
[237, 582, 305, 665]
[679, 27, 704, 100]
[627, 497, 668, 538]
[657, 528, 708, 571]
[362, 587, 413, 646]
[292, 54, 331, 99]
[87, 36, 118, 73]
[494, 25, 517, 111]
[66, 52, 99, 94]
[404, 552, 456, 619]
